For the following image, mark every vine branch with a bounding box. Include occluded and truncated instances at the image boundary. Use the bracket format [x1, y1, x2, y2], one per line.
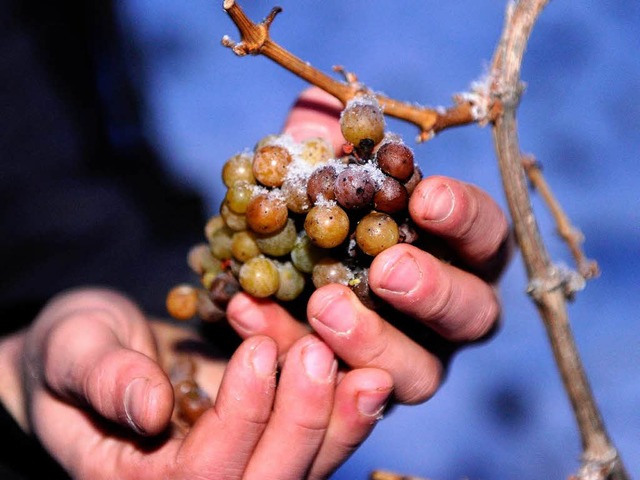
[220, 1, 630, 478]
[221, 0, 500, 142]
[489, 1, 627, 478]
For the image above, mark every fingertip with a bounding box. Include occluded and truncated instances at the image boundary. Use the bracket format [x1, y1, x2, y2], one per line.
[124, 375, 174, 436]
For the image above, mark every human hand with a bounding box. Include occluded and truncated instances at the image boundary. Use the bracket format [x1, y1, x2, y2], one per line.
[226, 87, 513, 404]
[0, 287, 392, 479]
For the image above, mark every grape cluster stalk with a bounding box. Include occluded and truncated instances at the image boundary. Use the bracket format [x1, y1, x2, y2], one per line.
[165, 94, 431, 424]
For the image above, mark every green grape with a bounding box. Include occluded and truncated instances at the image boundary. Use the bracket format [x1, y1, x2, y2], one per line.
[339, 95, 385, 147]
[290, 231, 324, 273]
[304, 203, 350, 249]
[312, 257, 354, 288]
[204, 215, 226, 244]
[231, 230, 260, 263]
[187, 243, 223, 276]
[225, 181, 255, 214]
[239, 256, 280, 298]
[355, 211, 399, 256]
[255, 218, 297, 257]
[275, 261, 306, 301]
[220, 201, 248, 232]
[208, 225, 234, 260]
[222, 152, 255, 187]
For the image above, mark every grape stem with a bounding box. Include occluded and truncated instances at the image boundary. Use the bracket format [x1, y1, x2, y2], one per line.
[221, 0, 500, 142]
[221, 0, 629, 478]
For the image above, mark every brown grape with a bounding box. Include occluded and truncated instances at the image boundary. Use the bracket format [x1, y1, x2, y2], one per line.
[355, 211, 400, 256]
[245, 192, 288, 234]
[166, 284, 199, 321]
[306, 165, 338, 204]
[304, 204, 350, 248]
[375, 142, 415, 181]
[281, 175, 311, 213]
[373, 176, 409, 214]
[334, 165, 376, 210]
[312, 257, 353, 288]
[252, 145, 291, 187]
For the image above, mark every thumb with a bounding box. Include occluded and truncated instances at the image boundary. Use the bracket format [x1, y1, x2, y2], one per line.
[282, 86, 345, 155]
[27, 288, 174, 436]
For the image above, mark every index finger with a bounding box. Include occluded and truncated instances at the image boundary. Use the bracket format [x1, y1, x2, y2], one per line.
[409, 176, 514, 282]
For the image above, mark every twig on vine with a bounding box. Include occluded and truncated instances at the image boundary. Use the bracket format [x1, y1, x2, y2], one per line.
[522, 155, 600, 281]
[221, 0, 500, 142]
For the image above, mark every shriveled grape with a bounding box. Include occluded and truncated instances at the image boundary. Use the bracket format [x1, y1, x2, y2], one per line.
[334, 165, 376, 210]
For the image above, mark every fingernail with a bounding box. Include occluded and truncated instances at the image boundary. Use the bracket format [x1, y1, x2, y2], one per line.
[228, 295, 266, 334]
[310, 291, 356, 334]
[124, 378, 149, 434]
[422, 183, 454, 222]
[301, 339, 337, 382]
[249, 339, 277, 377]
[357, 388, 392, 419]
[378, 253, 422, 294]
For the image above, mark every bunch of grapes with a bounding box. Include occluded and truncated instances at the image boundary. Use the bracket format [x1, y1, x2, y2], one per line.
[166, 94, 424, 324]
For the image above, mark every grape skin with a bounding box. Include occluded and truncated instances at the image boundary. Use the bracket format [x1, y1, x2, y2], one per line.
[355, 211, 400, 256]
[222, 153, 256, 187]
[245, 192, 288, 234]
[304, 204, 350, 249]
[239, 256, 280, 298]
[340, 96, 385, 147]
[334, 165, 376, 210]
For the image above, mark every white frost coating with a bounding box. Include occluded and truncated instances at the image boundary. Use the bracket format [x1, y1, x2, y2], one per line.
[458, 74, 493, 123]
[360, 160, 387, 188]
[312, 195, 337, 208]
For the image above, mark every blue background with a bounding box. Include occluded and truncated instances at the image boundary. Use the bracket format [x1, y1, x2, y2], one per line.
[114, 1, 639, 478]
